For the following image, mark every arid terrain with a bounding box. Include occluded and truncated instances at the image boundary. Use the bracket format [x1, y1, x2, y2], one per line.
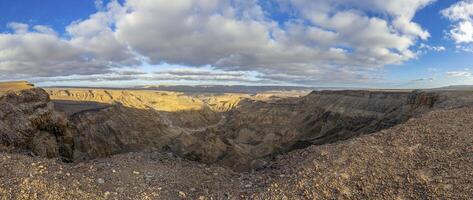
[1, 81, 473, 199]
[0, 81, 34, 94]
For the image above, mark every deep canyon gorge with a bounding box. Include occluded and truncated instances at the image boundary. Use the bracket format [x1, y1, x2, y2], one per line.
[1, 82, 472, 199]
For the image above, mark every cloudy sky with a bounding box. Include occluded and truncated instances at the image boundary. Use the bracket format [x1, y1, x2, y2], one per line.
[0, 0, 473, 88]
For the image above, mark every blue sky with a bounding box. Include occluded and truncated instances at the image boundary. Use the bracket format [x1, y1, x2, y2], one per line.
[383, 0, 473, 88]
[0, 1, 97, 33]
[0, 0, 472, 88]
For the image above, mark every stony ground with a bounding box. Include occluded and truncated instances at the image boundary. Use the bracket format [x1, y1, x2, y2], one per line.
[1, 107, 473, 199]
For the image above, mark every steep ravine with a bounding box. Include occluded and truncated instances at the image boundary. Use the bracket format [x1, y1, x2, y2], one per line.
[170, 90, 449, 171]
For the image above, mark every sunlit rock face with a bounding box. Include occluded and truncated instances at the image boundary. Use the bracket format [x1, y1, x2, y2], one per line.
[47, 89, 225, 129]
[47, 89, 206, 112]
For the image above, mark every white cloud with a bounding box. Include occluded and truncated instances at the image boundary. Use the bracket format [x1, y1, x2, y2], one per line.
[112, 0, 432, 83]
[447, 67, 473, 80]
[31, 67, 261, 84]
[94, 0, 105, 10]
[410, 77, 435, 83]
[287, 0, 434, 39]
[441, 0, 473, 21]
[419, 43, 446, 52]
[33, 25, 58, 35]
[447, 71, 473, 78]
[0, 23, 113, 79]
[442, 0, 473, 51]
[451, 21, 473, 43]
[7, 22, 29, 34]
[0, 0, 435, 85]
[66, 1, 135, 64]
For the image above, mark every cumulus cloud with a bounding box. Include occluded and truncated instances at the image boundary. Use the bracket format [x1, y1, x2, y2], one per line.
[0, 23, 113, 79]
[288, 0, 433, 39]
[442, 0, 473, 52]
[7, 22, 29, 34]
[115, 0, 434, 84]
[0, 2, 138, 80]
[1, 0, 435, 85]
[66, 1, 136, 64]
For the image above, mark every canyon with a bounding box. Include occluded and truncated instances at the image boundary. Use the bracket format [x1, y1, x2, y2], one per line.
[44, 87, 473, 171]
[1, 82, 473, 199]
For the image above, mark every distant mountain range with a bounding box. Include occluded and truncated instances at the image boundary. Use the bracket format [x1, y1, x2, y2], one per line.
[41, 84, 473, 93]
[136, 85, 318, 93]
[429, 85, 473, 91]
[46, 85, 357, 94]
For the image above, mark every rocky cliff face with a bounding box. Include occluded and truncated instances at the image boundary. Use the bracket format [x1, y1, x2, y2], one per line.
[171, 90, 449, 171]
[293, 90, 439, 146]
[70, 105, 181, 161]
[0, 88, 74, 160]
[47, 89, 224, 129]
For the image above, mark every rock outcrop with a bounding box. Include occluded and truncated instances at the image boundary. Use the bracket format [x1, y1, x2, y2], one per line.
[0, 88, 74, 160]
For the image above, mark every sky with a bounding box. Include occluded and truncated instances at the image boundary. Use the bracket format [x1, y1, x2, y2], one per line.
[0, 0, 473, 88]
